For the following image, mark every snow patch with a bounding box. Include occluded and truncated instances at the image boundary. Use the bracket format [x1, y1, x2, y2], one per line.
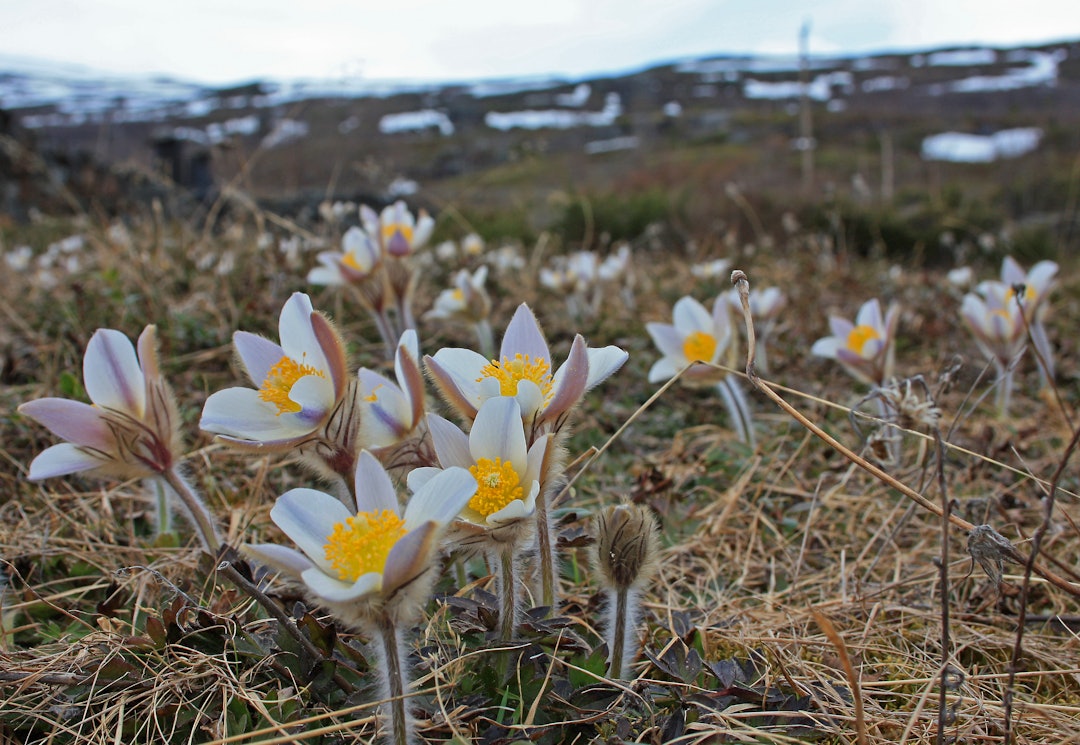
[378, 109, 454, 135]
[485, 92, 622, 130]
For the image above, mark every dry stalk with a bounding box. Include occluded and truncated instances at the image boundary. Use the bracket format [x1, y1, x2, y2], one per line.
[729, 269, 1080, 601]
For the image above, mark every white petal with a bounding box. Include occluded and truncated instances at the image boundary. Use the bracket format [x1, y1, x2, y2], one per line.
[83, 329, 145, 416]
[403, 466, 477, 530]
[286, 374, 336, 422]
[242, 543, 315, 578]
[406, 466, 442, 494]
[353, 450, 401, 515]
[487, 480, 539, 524]
[19, 398, 112, 450]
[500, 304, 550, 362]
[810, 337, 841, 359]
[301, 568, 381, 603]
[584, 346, 628, 389]
[855, 298, 884, 330]
[27, 443, 103, 480]
[646, 322, 686, 360]
[647, 357, 681, 383]
[271, 488, 352, 574]
[470, 397, 527, 474]
[278, 293, 329, 373]
[200, 388, 314, 441]
[426, 413, 472, 468]
[233, 331, 285, 386]
[672, 296, 711, 335]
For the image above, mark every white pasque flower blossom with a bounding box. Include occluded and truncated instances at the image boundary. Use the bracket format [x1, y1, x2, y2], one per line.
[361, 200, 435, 258]
[811, 298, 899, 387]
[19, 326, 180, 480]
[244, 450, 476, 615]
[307, 226, 382, 286]
[425, 303, 628, 431]
[357, 329, 426, 450]
[408, 396, 549, 538]
[646, 295, 733, 384]
[200, 292, 349, 449]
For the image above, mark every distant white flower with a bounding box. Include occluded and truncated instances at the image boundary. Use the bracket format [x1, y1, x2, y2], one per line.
[308, 226, 383, 286]
[690, 258, 732, 279]
[947, 267, 974, 288]
[361, 200, 434, 258]
[461, 233, 485, 257]
[426, 266, 491, 324]
[811, 298, 899, 387]
[357, 330, 426, 450]
[646, 295, 732, 384]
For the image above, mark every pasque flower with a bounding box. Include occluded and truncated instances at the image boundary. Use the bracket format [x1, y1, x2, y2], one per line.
[357, 329, 426, 453]
[20, 326, 220, 551]
[997, 255, 1057, 384]
[811, 298, 899, 387]
[961, 280, 1027, 415]
[425, 266, 495, 357]
[307, 226, 382, 286]
[362, 200, 434, 258]
[200, 292, 349, 449]
[409, 396, 550, 638]
[647, 295, 754, 445]
[20, 326, 180, 480]
[425, 303, 628, 435]
[646, 295, 733, 385]
[243, 450, 475, 620]
[244, 450, 476, 745]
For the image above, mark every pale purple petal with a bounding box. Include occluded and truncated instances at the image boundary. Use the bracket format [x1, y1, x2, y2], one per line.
[27, 443, 103, 480]
[271, 488, 351, 574]
[855, 298, 884, 330]
[810, 337, 841, 359]
[425, 413, 471, 468]
[354, 450, 401, 516]
[83, 329, 145, 415]
[403, 466, 477, 529]
[233, 332, 286, 386]
[19, 398, 111, 450]
[200, 388, 314, 441]
[406, 466, 442, 495]
[500, 304, 549, 362]
[285, 375, 336, 423]
[381, 522, 439, 596]
[828, 316, 853, 339]
[546, 335, 589, 419]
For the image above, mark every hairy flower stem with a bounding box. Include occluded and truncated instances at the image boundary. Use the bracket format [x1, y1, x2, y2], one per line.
[607, 587, 630, 679]
[375, 615, 412, 745]
[993, 359, 1015, 417]
[534, 495, 556, 610]
[497, 544, 519, 641]
[152, 479, 173, 538]
[716, 376, 755, 448]
[160, 467, 220, 554]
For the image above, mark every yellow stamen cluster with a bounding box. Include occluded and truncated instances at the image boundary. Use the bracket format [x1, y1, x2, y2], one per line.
[478, 353, 553, 401]
[342, 252, 371, 272]
[846, 324, 881, 356]
[259, 355, 326, 415]
[682, 330, 717, 363]
[324, 509, 406, 583]
[468, 457, 524, 518]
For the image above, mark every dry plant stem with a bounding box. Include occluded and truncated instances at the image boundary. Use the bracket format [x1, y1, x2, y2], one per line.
[933, 424, 952, 745]
[812, 611, 867, 745]
[1003, 422, 1080, 745]
[730, 270, 1080, 600]
[375, 614, 412, 745]
[215, 555, 357, 695]
[160, 466, 221, 554]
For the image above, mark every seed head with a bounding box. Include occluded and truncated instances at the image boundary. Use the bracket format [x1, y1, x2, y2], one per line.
[593, 503, 661, 591]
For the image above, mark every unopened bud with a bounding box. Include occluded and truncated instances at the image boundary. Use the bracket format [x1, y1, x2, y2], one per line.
[594, 503, 660, 591]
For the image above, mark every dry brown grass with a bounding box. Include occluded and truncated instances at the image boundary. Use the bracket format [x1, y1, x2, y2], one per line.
[1, 195, 1079, 744]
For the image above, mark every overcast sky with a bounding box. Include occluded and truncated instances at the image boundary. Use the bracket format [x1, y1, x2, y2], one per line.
[2, 0, 1078, 85]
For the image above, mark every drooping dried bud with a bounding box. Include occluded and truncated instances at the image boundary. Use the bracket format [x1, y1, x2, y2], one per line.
[967, 524, 1017, 587]
[593, 503, 661, 591]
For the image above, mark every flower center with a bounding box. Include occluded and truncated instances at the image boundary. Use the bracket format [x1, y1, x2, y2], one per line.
[258, 355, 325, 415]
[324, 509, 406, 583]
[342, 251, 371, 272]
[468, 457, 524, 517]
[846, 324, 881, 356]
[682, 330, 717, 362]
[478, 353, 553, 400]
[451, 288, 465, 303]
[383, 223, 413, 249]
